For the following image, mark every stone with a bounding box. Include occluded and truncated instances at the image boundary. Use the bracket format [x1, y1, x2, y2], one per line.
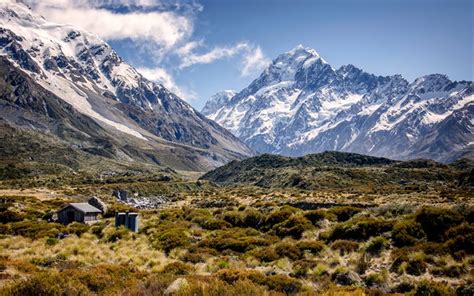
[164, 278, 188, 295]
[88, 196, 107, 214]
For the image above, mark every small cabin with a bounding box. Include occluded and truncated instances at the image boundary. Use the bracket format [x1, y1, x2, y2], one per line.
[58, 203, 102, 225]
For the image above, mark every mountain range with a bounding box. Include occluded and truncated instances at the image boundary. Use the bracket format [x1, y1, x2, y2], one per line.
[0, 1, 253, 172]
[202, 45, 473, 163]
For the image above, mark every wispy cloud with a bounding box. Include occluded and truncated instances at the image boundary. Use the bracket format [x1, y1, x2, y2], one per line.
[137, 67, 196, 101]
[177, 42, 270, 76]
[28, 0, 193, 49]
[179, 43, 250, 68]
[241, 46, 270, 77]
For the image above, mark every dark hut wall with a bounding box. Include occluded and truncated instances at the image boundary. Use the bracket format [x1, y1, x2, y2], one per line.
[58, 205, 83, 224]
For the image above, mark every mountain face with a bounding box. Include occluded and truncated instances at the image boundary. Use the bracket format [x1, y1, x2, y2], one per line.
[201, 90, 237, 119]
[203, 45, 473, 163]
[0, 1, 253, 171]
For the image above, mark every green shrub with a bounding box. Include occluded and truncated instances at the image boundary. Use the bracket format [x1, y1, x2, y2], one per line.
[275, 241, 303, 261]
[66, 222, 90, 237]
[431, 265, 465, 278]
[263, 206, 297, 230]
[249, 247, 279, 262]
[216, 269, 266, 285]
[296, 240, 325, 254]
[365, 236, 389, 255]
[410, 281, 454, 296]
[242, 209, 263, 229]
[4, 220, 65, 239]
[264, 274, 302, 294]
[199, 228, 275, 253]
[198, 218, 231, 230]
[45, 237, 59, 246]
[304, 209, 328, 225]
[223, 211, 244, 227]
[290, 259, 318, 278]
[326, 217, 393, 241]
[391, 253, 427, 276]
[1, 271, 89, 296]
[456, 283, 474, 296]
[272, 215, 313, 239]
[444, 223, 474, 255]
[331, 240, 359, 255]
[327, 206, 362, 222]
[155, 228, 190, 254]
[161, 261, 194, 275]
[415, 207, 463, 242]
[364, 272, 386, 288]
[0, 210, 25, 223]
[392, 219, 425, 247]
[106, 227, 130, 243]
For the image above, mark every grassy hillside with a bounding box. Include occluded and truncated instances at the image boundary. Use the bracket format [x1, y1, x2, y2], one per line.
[200, 151, 473, 193]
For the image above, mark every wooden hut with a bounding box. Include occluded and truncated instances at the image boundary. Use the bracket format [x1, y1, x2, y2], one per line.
[58, 203, 101, 225]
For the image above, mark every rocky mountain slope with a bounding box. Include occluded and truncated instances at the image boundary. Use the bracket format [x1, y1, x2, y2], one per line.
[0, 1, 253, 172]
[203, 45, 473, 163]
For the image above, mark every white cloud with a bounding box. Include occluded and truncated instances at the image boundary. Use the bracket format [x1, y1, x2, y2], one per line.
[137, 67, 196, 101]
[29, 0, 193, 49]
[241, 46, 270, 77]
[179, 43, 250, 68]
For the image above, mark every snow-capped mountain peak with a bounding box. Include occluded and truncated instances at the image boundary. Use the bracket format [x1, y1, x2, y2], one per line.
[204, 46, 473, 162]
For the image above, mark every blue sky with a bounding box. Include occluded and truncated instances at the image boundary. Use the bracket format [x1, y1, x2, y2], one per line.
[31, 0, 473, 110]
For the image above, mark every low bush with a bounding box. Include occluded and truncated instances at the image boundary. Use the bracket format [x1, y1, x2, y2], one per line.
[248, 246, 279, 263]
[0, 209, 25, 223]
[304, 209, 328, 225]
[364, 272, 386, 288]
[326, 217, 393, 241]
[415, 207, 463, 242]
[3, 220, 65, 239]
[272, 215, 313, 239]
[66, 222, 90, 237]
[392, 219, 425, 247]
[264, 274, 302, 294]
[161, 261, 194, 275]
[275, 241, 303, 261]
[456, 283, 474, 296]
[199, 228, 275, 253]
[444, 223, 474, 255]
[365, 236, 389, 255]
[296, 240, 325, 255]
[1, 271, 89, 296]
[431, 265, 465, 278]
[327, 206, 362, 222]
[263, 206, 297, 230]
[154, 228, 190, 254]
[291, 259, 319, 278]
[331, 240, 359, 255]
[391, 253, 427, 276]
[106, 227, 130, 243]
[410, 280, 454, 296]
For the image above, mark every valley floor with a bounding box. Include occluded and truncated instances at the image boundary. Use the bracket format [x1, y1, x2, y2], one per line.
[0, 172, 472, 296]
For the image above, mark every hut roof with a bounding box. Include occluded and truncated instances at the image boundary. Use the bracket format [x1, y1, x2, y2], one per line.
[60, 203, 102, 213]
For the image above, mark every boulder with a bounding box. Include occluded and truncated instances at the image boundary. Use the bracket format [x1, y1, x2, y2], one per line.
[164, 278, 188, 295]
[88, 196, 107, 214]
